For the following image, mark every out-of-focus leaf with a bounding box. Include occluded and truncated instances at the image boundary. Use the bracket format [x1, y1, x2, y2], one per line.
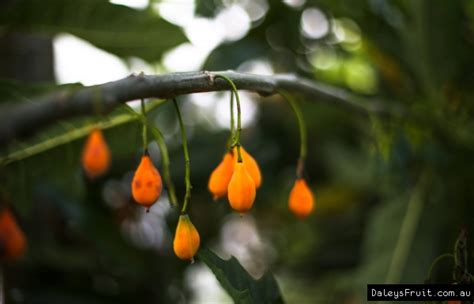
[195, 0, 222, 17]
[400, 0, 470, 99]
[355, 176, 443, 288]
[204, 1, 300, 71]
[0, 97, 167, 216]
[0, 99, 165, 166]
[0, 0, 187, 62]
[369, 115, 394, 161]
[308, 0, 405, 67]
[204, 39, 267, 71]
[198, 248, 284, 304]
[0, 108, 139, 213]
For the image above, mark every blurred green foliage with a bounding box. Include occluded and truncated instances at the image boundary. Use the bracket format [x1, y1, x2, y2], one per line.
[1, 0, 474, 303]
[0, 0, 187, 62]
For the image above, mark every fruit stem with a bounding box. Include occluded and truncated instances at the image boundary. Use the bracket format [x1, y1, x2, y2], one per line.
[148, 124, 178, 208]
[226, 91, 235, 150]
[279, 91, 307, 178]
[140, 98, 148, 151]
[215, 75, 243, 162]
[173, 98, 192, 214]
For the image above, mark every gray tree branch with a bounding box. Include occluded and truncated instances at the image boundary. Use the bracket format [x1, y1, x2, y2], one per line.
[0, 70, 394, 146]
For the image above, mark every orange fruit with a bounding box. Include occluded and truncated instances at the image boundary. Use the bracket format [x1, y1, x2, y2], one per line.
[0, 208, 26, 260]
[289, 179, 314, 219]
[233, 146, 261, 188]
[227, 162, 256, 214]
[81, 128, 111, 179]
[208, 152, 234, 200]
[131, 154, 162, 209]
[173, 214, 200, 261]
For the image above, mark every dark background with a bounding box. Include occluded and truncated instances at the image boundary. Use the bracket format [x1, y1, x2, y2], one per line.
[1, 0, 474, 303]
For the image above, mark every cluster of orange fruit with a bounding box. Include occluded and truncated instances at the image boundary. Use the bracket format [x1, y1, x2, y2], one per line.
[81, 128, 200, 261]
[80, 92, 316, 259]
[208, 146, 314, 218]
[208, 146, 261, 214]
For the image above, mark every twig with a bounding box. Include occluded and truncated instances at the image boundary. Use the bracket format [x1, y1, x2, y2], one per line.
[0, 71, 395, 147]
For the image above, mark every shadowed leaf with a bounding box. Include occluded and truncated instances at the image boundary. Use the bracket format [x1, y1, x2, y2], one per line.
[198, 248, 284, 304]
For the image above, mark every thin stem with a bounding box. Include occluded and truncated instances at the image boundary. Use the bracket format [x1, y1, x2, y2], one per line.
[279, 91, 307, 178]
[384, 173, 428, 285]
[376, 175, 428, 304]
[141, 98, 148, 151]
[426, 253, 454, 283]
[172, 99, 192, 214]
[148, 124, 178, 208]
[226, 91, 235, 150]
[215, 74, 243, 162]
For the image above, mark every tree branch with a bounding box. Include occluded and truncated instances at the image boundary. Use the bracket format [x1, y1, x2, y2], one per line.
[0, 70, 393, 146]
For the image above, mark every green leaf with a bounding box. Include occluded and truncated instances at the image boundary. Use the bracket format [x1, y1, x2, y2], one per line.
[0, 0, 187, 62]
[197, 248, 284, 304]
